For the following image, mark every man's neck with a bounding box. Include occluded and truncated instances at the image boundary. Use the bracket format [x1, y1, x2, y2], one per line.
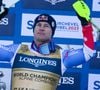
[34, 40, 50, 47]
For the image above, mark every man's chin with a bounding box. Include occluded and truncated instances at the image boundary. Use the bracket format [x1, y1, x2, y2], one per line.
[37, 38, 50, 42]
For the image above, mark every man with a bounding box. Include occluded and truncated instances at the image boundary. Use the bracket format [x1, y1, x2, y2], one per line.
[0, 1, 96, 90]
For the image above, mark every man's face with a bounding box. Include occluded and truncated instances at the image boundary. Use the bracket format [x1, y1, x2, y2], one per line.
[34, 21, 52, 42]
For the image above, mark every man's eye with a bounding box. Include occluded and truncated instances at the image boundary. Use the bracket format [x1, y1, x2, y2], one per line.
[36, 23, 41, 27]
[44, 24, 49, 27]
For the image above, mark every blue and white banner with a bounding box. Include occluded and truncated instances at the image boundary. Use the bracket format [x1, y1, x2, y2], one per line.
[21, 13, 82, 39]
[92, 0, 100, 11]
[88, 74, 100, 90]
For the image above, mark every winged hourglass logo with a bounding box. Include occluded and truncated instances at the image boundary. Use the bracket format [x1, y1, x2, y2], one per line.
[44, 0, 66, 5]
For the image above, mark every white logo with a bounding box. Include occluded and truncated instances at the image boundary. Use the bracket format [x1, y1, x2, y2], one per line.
[44, 0, 66, 5]
[19, 56, 57, 67]
[59, 76, 74, 85]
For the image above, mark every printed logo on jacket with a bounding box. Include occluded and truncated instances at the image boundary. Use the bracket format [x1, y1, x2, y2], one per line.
[13, 53, 61, 75]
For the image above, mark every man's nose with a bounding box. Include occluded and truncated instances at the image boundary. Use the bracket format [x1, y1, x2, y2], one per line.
[39, 25, 45, 30]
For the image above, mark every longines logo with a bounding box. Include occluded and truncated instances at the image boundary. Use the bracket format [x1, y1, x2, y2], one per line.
[19, 56, 57, 67]
[44, 0, 66, 5]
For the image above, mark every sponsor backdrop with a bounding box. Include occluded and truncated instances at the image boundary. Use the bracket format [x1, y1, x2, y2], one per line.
[0, 0, 100, 90]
